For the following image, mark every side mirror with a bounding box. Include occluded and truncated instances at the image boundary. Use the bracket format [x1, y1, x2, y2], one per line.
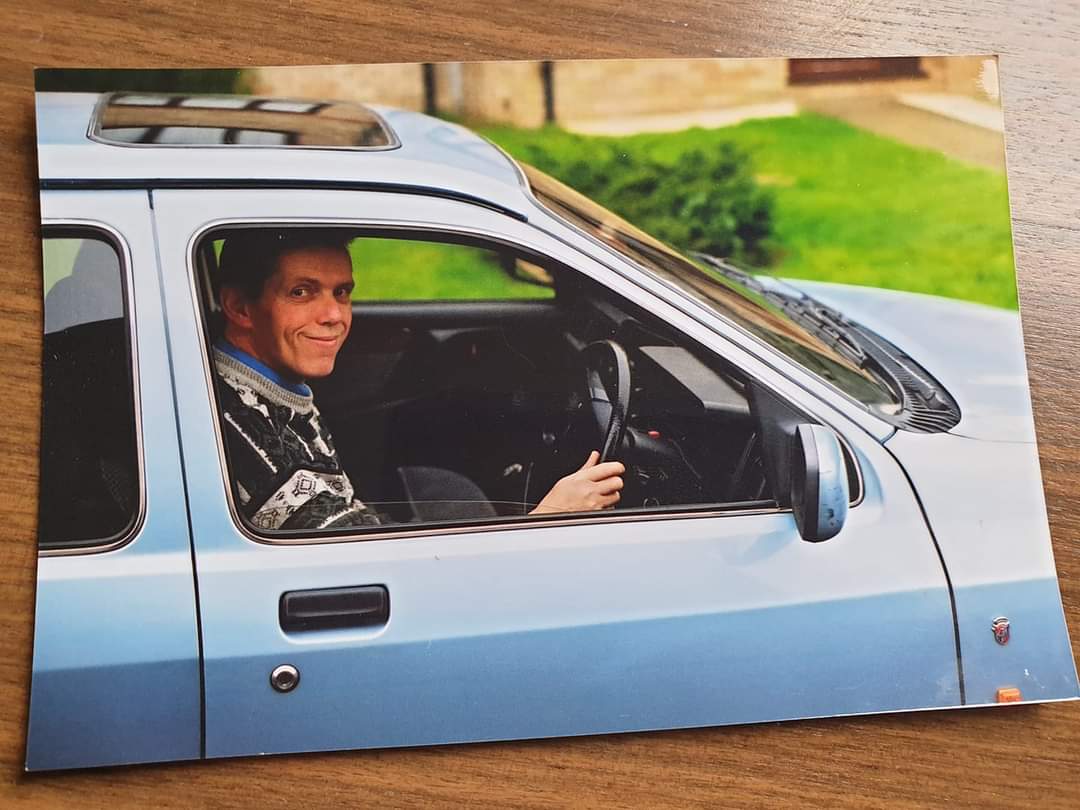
[790, 424, 849, 542]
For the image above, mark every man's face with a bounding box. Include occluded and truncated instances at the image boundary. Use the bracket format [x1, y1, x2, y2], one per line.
[241, 246, 355, 382]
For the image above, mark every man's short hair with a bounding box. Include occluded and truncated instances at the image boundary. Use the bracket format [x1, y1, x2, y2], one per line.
[217, 228, 353, 301]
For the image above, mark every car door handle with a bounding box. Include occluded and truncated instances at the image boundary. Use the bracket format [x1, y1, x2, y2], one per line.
[279, 585, 389, 632]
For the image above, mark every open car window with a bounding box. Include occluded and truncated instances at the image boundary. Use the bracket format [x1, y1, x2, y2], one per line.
[196, 225, 782, 542]
[350, 237, 555, 302]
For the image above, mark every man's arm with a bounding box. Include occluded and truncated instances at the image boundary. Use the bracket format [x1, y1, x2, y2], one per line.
[530, 451, 625, 515]
[276, 487, 382, 530]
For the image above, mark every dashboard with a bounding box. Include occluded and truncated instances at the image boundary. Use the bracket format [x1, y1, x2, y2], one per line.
[565, 296, 772, 510]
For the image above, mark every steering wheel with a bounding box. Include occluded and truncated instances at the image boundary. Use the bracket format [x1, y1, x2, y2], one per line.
[580, 339, 632, 462]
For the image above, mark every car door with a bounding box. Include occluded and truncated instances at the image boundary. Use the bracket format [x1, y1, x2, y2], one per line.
[27, 190, 201, 771]
[152, 188, 962, 759]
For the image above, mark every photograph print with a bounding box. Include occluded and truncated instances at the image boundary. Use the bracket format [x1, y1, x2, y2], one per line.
[28, 56, 1078, 770]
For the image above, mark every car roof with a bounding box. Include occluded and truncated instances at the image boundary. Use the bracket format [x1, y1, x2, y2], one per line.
[35, 92, 533, 217]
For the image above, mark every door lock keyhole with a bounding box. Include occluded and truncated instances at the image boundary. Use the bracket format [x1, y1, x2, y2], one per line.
[270, 664, 300, 693]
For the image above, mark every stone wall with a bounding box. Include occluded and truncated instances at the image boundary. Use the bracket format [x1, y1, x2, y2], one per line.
[249, 63, 425, 110]
[924, 55, 1000, 100]
[552, 58, 787, 122]
[248, 56, 998, 130]
[433, 62, 546, 128]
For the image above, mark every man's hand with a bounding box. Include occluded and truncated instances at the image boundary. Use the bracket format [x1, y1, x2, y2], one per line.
[530, 451, 625, 515]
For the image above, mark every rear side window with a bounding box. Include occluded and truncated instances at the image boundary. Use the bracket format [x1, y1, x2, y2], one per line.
[39, 230, 140, 550]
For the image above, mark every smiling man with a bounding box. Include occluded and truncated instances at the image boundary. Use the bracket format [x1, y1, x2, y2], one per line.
[213, 230, 624, 531]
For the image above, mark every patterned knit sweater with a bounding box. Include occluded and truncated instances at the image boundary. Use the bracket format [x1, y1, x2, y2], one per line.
[213, 345, 381, 531]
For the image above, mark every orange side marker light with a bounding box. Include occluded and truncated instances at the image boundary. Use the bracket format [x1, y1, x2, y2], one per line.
[996, 687, 1022, 703]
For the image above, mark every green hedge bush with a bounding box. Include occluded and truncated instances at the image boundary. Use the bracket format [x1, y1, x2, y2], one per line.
[503, 137, 775, 265]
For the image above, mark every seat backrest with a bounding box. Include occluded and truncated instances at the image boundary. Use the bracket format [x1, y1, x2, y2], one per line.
[39, 318, 138, 547]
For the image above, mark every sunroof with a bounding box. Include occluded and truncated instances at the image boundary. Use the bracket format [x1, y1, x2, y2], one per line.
[91, 93, 398, 149]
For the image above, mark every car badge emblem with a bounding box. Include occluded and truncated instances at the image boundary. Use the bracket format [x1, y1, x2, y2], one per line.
[992, 616, 1011, 646]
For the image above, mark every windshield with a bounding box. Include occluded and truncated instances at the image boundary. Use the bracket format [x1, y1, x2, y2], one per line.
[520, 163, 900, 412]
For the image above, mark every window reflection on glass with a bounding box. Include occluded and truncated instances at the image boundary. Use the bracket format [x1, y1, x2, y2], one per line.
[95, 93, 396, 148]
[42, 237, 123, 333]
[521, 162, 899, 411]
[40, 234, 139, 549]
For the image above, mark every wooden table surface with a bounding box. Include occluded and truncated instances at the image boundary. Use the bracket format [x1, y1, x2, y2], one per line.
[2, 2, 1078, 806]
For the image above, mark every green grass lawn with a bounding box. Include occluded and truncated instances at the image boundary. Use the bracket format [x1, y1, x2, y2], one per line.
[41, 239, 83, 297]
[349, 238, 552, 301]
[478, 114, 1019, 309]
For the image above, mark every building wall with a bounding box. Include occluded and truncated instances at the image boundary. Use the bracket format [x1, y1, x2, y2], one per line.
[433, 62, 546, 128]
[250, 63, 425, 110]
[552, 58, 787, 123]
[252, 62, 548, 128]
[248, 56, 998, 131]
[923, 55, 999, 99]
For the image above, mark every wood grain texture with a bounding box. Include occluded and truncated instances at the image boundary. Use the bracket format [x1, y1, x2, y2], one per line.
[2, 1, 1078, 806]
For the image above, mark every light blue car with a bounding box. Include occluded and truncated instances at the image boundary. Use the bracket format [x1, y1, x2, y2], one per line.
[28, 91, 1078, 771]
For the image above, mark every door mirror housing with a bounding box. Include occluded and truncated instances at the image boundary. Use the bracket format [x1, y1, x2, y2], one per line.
[790, 424, 849, 542]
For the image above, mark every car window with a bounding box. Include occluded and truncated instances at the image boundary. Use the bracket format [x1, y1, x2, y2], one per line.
[197, 225, 777, 542]
[39, 230, 140, 550]
[351, 237, 554, 302]
[519, 163, 902, 414]
[208, 235, 554, 303]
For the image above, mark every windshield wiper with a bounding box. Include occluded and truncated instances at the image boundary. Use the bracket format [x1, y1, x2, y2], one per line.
[691, 252, 959, 428]
[691, 252, 868, 368]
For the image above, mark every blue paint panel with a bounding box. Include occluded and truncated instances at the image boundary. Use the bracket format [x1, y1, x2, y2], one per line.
[206, 589, 959, 758]
[27, 191, 202, 771]
[28, 506, 202, 771]
[148, 188, 964, 763]
[26, 660, 200, 771]
[955, 578, 1080, 705]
